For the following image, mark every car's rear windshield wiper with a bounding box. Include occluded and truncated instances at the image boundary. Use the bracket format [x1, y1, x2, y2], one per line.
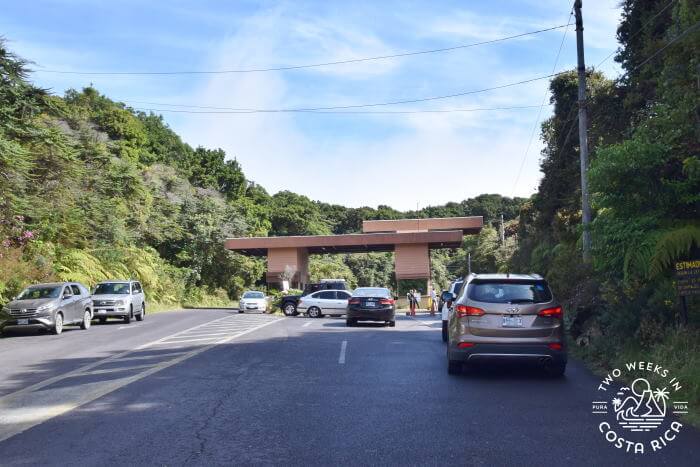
[509, 299, 535, 304]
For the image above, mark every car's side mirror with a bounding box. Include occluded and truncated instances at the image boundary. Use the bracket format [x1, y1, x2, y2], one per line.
[441, 291, 455, 301]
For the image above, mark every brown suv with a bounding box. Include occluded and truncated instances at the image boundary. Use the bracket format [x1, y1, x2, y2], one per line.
[446, 273, 566, 376]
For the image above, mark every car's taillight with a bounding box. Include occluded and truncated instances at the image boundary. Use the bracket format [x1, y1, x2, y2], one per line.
[548, 343, 563, 351]
[455, 305, 484, 317]
[379, 298, 395, 305]
[348, 298, 360, 305]
[538, 306, 563, 319]
[458, 342, 475, 348]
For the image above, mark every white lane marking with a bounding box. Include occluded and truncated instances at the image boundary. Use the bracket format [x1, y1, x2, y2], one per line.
[170, 331, 242, 338]
[0, 317, 282, 443]
[0, 315, 233, 403]
[302, 322, 312, 328]
[153, 337, 220, 345]
[338, 340, 347, 364]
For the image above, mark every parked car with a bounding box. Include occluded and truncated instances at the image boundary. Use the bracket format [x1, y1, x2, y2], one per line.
[346, 287, 396, 327]
[440, 279, 465, 342]
[92, 280, 146, 324]
[297, 289, 352, 318]
[446, 273, 566, 376]
[239, 291, 269, 313]
[277, 279, 348, 316]
[0, 282, 93, 335]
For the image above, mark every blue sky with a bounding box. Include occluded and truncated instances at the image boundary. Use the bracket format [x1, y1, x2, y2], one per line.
[2, 0, 623, 210]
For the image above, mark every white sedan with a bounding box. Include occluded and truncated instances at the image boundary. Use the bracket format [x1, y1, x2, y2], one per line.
[238, 291, 268, 313]
[297, 290, 352, 318]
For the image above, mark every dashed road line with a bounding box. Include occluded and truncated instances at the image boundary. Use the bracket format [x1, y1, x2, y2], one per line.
[302, 321, 313, 328]
[338, 340, 347, 364]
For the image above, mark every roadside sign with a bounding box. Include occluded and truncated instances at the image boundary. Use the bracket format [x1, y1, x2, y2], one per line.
[675, 259, 700, 296]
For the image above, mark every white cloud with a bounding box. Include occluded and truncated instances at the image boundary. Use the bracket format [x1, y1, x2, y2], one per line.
[163, 1, 621, 210]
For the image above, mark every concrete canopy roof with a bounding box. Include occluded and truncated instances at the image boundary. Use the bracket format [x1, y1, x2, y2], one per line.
[225, 230, 465, 256]
[362, 216, 482, 234]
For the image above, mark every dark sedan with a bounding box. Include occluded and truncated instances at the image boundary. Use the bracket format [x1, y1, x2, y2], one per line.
[346, 287, 396, 327]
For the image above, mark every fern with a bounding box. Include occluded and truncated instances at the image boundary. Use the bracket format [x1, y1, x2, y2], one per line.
[648, 225, 700, 277]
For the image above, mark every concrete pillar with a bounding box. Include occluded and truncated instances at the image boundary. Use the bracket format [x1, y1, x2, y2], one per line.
[394, 243, 430, 280]
[266, 247, 309, 288]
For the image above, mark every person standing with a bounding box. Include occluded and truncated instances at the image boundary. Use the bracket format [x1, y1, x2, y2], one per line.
[430, 287, 438, 316]
[409, 289, 417, 316]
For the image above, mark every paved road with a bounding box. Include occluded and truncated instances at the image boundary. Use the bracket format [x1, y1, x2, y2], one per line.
[0, 310, 697, 466]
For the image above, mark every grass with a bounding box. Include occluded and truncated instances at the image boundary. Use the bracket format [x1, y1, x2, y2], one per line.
[148, 300, 238, 314]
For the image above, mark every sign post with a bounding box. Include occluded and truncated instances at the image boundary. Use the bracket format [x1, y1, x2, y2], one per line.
[674, 259, 699, 325]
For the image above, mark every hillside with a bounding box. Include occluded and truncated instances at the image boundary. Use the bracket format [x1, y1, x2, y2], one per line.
[0, 41, 526, 307]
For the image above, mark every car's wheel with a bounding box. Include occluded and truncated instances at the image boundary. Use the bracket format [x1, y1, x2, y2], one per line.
[447, 359, 462, 375]
[136, 304, 145, 321]
[99, 317, 107, 324]
[545, 362, 567, 377]
[238, 309, 244, 314]
[441, 321, 448, 342]
[346, 319, 356, 327]
[388, 320, 396, 327]
[124, 307, 132, 324]
[53, 313, 64, 335]
[80, 310, 92, 330]
[283, 302, 297, 317]
[308, 306, 321, 318]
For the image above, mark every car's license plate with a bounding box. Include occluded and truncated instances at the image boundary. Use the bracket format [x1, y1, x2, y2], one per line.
[502, 316, 522, 327]
[17, 318, 29, 325]
[365, 301, 376, 307]
[97, 309, 106, 313]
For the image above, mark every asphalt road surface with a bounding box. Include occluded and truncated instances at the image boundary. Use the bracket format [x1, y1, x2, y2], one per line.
[0, 310, 697, 466]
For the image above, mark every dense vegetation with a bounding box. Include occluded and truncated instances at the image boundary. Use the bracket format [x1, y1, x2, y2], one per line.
[0, 0, 697, 420]
[0, 40, 523, 309]
[511, 0, 699, 423]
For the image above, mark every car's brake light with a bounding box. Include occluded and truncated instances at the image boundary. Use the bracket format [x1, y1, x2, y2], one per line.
[379, 298, 395, 305]
[458, 342, 475, 348]
[455, 305, 484, 317]
[548, 343, 563, 351]
[538, 306, 563, 319]
[348, 298, 360, 305]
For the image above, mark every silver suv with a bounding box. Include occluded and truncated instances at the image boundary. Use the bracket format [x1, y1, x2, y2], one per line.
[0, 282, 93, 335]
[446, 273, 566, 376]
[92, 280, 146, 324]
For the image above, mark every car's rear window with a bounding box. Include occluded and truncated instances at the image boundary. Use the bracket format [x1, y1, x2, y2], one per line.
[467, 280, 552, 304]
[353, 288, 390, 298]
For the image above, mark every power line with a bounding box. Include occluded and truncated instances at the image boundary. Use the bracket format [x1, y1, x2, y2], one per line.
[594, 0, 677, 69]
[34, 24, 568, 76]
[511, 8, 574, 196]
[120, 72, 564, 113]
[553, 16, 699, 164]
[131, 104, 551, 115]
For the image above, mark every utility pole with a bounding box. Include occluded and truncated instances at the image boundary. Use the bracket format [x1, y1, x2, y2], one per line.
[467, 252, 472, 275]
[575, 0, 592, 262]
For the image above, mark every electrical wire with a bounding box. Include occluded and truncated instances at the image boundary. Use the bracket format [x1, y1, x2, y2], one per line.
[34, 24, 569, 75]
[131, 104, 550, 115]
[120, 72, 564, 113]
[594, 0, 677, 69]
[511, 8, 574, 196]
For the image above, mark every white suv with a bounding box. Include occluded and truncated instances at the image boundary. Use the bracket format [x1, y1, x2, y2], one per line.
[91, 280, 146, 324]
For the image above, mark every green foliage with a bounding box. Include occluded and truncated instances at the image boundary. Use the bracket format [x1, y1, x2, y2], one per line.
[511, 1, 700, 419]
[309, 255, 357, 288]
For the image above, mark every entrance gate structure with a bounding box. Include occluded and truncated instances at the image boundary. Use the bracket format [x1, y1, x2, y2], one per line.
[225, 217, 483, 289]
